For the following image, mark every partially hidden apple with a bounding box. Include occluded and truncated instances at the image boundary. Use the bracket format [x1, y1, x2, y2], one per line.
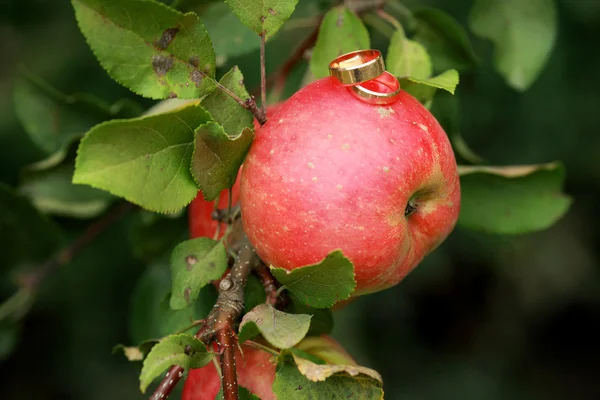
[188, 104, 282, 240]
[182, 335, 356, 400]
[240, 77, 460, 296]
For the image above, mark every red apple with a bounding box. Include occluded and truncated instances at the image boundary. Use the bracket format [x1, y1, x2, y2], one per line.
[188, 104, 283, 240]
[188, 175, 241, 240]
[182, 335, 355, 399]
[240, 77, 460, 295]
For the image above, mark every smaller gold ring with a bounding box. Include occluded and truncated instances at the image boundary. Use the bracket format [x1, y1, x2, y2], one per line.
[349, 71, 401, 105]
[329, 49, 385, 86]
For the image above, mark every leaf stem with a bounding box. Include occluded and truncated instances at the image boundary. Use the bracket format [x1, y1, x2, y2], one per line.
[244, 340, 280, 357]
[376, 8, 402, 30]
[213, 81, 266, 126]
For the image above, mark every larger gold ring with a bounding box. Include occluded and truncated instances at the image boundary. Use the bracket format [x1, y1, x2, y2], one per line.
[329, 49, 385, 86]
[349, 71, 401, 105]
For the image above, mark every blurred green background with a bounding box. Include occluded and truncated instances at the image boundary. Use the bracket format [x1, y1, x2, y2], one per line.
[1, 0, 599, 399]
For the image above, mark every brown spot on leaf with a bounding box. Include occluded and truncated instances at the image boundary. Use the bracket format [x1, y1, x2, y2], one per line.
[190, 69, 203, 87]
[155, 27, 179, 50]
[260, 15, 266, 22]
[208, 262, 215, 269]
[186, 255, 198, 270]
[152, 54, 174, 76]
[168, 92, 177, 99]
[183, 287, 191, 302]
[268, 8, 276, 15]
[189, 56, 199, 67]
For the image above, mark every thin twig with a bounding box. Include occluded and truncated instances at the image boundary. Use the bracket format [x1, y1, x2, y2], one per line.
[22, 202, 134, 290]
[260, 32, 267, 115]
[253, 264, 288, 309]
[269, 22, 321, 102]
[213, 80, 266, 126]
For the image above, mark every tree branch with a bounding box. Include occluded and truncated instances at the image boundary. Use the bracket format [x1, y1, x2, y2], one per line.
[217, 328, 238, 400]
[150, 229, 259, 400]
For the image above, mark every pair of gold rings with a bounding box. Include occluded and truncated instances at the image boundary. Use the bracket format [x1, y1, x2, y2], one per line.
[329, 49, 401, 105]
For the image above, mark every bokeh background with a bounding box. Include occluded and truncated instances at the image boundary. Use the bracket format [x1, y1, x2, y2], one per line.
[1, 0, 599, 399]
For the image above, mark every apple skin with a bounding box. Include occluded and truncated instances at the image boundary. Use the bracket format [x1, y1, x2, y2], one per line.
[182, 335, 355, 400]
[240, 77, 460, 296]
[188, 104, 282, 240]
[182, 342, 276, 400]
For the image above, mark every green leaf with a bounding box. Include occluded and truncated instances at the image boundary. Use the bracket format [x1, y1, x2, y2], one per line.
[129, 260, 217, 344]
[73, 105, 212, 213]
[203, 2, 260, 61]
[270, 250, 355, 309]
[387, 28, 432, 80]
[20, 163, 114, 219]
[215, 386, 261, 400]
[144, 98, 200, 116]
[291, 353, 382, 383]
[0, 184, 63, 267]
[458, 163, 571, 234]
[191, 122, 253, 201]
[412, 8, 478, 73]
[238, 304, 311, 349]
[293, 337, 354, 366]
[310, 6, 370, 79]
[139, 333, 213, 393]
[272, 354, 384, 400]
[400, 69, 459, 107]
[202, 66, 253, 136]
[170, 237, 227, 310]
[469, 0, 557, 91]
[72, 0, 216, 99]
[288, 295, 334, 336]
[226, 0, 299, 40]
[13, 72, 140, 155]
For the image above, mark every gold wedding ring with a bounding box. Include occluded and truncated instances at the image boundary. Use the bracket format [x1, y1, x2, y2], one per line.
[349, 71, 401, 105]
[329, 49, 385, 86]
